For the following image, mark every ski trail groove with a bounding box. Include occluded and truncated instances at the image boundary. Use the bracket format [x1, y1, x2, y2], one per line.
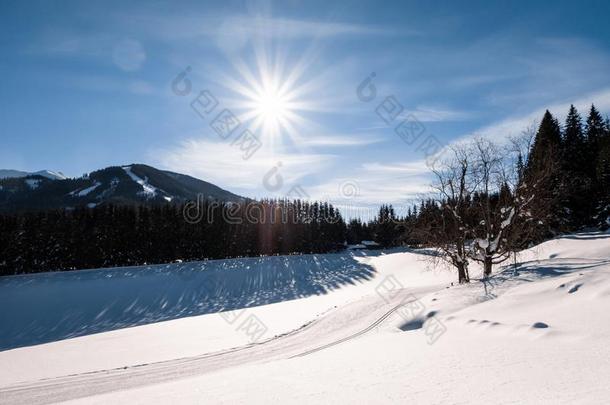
[290, 299, 416, 358]
[0, 288, 430, 405]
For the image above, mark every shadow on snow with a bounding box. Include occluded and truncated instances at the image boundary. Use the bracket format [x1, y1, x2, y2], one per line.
[0, 251, 379, 351]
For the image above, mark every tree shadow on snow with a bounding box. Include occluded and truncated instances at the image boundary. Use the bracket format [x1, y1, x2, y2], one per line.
[478, 258, 610, 299]
[0, 251, 377, 351]
[559, 232, 610, 241]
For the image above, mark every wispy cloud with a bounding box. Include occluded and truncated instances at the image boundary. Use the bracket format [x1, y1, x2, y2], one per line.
[399, 106, 473, 122]
[132, 14, 411, 41]
[355, 106, 472, 133]
[463, 87, 610, 143]
[216, 16, 402, 39]
[339, 87, 610, 211]
[361, 162, 431, 174]
[308, 159, 432, 206]
[301, 133, 386, 147]
[150, 137, 336, 196]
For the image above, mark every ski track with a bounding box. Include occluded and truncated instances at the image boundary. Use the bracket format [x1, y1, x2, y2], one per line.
[0, 287, 435, 405]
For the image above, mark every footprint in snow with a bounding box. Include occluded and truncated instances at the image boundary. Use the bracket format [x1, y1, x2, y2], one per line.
[399, 319, 424, 331]
[568, 284, 583, 294]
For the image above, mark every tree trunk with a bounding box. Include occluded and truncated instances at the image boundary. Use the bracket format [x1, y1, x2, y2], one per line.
[483, 256, 493, 277]
[457, 261, 469, 283]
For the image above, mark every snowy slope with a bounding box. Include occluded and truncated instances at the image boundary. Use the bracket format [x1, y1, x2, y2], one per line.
[68, 181, 101, 197]
[0, 164, 244, 212]
[0, 170, 29, 179]
[0, 169, 66, 180]
[0, 249, 455, 385]
[122, 165, 159, 198]
[0, 251, 384, 351]
[1, 232, 610, 404]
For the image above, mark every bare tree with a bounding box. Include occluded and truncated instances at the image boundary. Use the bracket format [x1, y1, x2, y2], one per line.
[421, 135, 546, 281]
[423, 144, 478, 283]
[468, 138, 538, 277]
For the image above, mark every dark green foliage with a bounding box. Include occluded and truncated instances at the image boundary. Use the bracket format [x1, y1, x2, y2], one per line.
[595, 119, 610, 228]
[373, 205, 400, 247]
[0, 199, 347, 275]
[523, 110, 566, 235]
[526, 110, 562, 177]
[345, 218, 373, 244]
[561, 105, 592, 227]
[585, 105, 606, 178]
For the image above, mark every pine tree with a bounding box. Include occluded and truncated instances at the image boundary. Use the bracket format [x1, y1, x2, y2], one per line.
[596, 117, 610, 228]
[525, 110, 562, 177]
[524, 110, 566, 235]
[563, 105, 586, 173]
[561, 105, 591, 227]
[516, 153, 525, 184]
[374, 205, 399, 247]
[585, 104, 605, 180]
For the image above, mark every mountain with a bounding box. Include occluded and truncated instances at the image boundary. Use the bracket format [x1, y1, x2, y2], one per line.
[0, 169, 67, 180]
[0, 164, 244, 212]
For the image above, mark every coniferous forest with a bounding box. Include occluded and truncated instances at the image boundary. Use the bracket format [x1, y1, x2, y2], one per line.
[1, 105, 609, 277]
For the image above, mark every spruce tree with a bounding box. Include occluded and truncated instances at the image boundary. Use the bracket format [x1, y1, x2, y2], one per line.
[563, 105, 586, 174]
[524, 110, 565, 235]
[585, 105, 605, 180]
[561, 105, 590, 227]
[595, 118, 610, 228]
[525, 110, 562, 177]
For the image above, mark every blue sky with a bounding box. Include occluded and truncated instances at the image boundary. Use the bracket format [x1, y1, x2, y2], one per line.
[2, 0, 610, 215]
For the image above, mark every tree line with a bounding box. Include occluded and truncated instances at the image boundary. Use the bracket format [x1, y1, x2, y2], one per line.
[353, 104, 610, 282]
[0, 199, 346, 275]
[0, 105, 608, 278]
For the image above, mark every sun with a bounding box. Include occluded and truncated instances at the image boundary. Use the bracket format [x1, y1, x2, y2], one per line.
[220, 52, 319, 146]
[254, 82, 289, 126]
[237, 70, 304, 142]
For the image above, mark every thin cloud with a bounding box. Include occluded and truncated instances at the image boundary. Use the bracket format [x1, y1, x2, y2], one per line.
[301, 134, 386, 147]
[400, 106, 473, 122]
[308, 159, 432, 205]
[362, 162, 431, 174]
[463, 87, 610, 143]
[150, 137, 336, 195]
[115, 12, 411, 42]
[218, 16, 402, 39]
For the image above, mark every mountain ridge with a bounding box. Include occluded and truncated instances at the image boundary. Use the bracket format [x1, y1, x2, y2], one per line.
[0, 164, 244, 212]
[0, 169, 67, 180]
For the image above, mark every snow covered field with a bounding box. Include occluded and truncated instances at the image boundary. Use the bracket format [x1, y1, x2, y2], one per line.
[1, 232, 610, 404]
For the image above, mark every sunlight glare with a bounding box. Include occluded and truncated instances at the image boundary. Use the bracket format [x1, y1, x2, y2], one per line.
[221, 50, 320, 146]
[255, 82, 289, 124]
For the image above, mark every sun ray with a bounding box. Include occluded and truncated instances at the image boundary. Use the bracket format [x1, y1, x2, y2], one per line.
[215, 24, 329, 151]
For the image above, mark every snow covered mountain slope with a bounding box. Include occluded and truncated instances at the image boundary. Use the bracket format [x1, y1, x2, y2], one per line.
[0, 169, 66, 180]
[1, 232, 609, 404]
[0, 170, 30, 179]
[0, 164, 243, 211]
